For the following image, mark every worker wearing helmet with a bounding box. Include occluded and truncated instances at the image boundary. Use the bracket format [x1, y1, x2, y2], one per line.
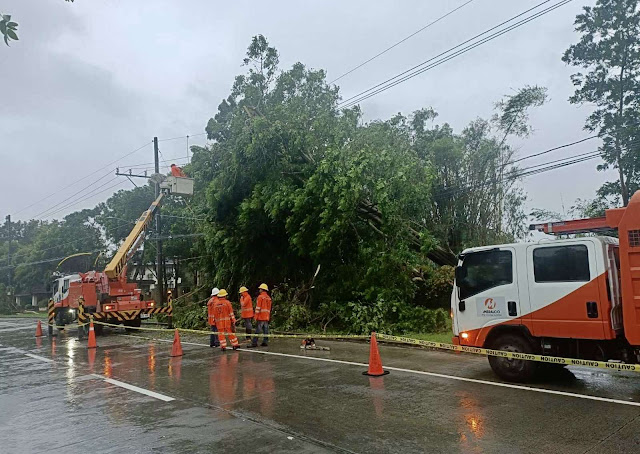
[207, 288, 220, 348]
[249, 283, 272, 348]
[213, 289, 239, 351]
[239, 286, 254, 340]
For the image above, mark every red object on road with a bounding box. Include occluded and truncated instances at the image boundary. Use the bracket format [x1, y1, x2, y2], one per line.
[363, 333, 389, 377]
[35, 320, 43, 337]
[170, 329, 183, 357]
[87, 320, 97, 349]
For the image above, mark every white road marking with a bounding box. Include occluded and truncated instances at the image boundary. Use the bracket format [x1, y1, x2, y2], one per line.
[0, 326, 40, 332]
[244, 350, 640, 407]
[132, 335, 640, 407]
[23, 353, 55, 363]
[90, 374, 174, 402]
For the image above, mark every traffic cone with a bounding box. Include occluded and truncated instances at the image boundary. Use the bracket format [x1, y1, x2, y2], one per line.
[35, 320, 44, 337]
[363, 332, 389, 377]
[170, 329, 183, 357]
[87, 319, 97, 349]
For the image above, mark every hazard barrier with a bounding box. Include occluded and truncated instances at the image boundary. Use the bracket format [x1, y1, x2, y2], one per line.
[47, 299, 55, 337]
[83, 320, 640, 373]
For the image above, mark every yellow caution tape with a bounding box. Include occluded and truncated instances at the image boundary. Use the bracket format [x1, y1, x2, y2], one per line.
[45, 322, 88, 328]
[377, 334, 640, 373]
[91, 320, 370, 340]
[79, 320, 640, 373]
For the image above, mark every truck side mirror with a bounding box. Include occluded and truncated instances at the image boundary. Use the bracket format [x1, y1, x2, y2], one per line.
[454, 266, 465, 285]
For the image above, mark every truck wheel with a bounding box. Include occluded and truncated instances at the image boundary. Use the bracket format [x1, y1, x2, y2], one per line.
[488, 333, 537, 382]
[55, 310, 65, 329]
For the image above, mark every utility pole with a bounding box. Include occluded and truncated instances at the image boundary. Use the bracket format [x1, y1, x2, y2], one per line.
[5, 215, 12, 293]
[153, 137, 165, 306]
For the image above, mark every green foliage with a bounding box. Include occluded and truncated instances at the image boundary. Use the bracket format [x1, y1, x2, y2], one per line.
[563, 0, 640, 205]
[173, 303, 207, 330]
[1, 35, 548, 336]
[2, 2, 74, 47]
[314, 299, 449, 335]
[0, 14, 18, 46]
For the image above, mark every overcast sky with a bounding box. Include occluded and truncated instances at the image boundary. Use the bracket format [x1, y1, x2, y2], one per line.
[2, 0, 609, 224]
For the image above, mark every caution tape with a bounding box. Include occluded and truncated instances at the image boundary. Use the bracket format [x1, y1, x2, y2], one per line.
[377, 334, 640, 373]
[75, 320, 640, 373]
[91, 320, 370, 340]
[45, 322, 88, 328]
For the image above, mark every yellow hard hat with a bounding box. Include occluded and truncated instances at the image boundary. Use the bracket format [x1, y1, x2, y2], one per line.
[259, 283, 269, 291]
[217, 289, 228, 297]
[239, 286, 248, 293]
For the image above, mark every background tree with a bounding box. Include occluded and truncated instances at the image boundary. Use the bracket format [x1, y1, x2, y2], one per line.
[563, 0, 640, 206]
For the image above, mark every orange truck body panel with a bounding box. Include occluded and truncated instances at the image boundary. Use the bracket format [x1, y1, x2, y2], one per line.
[519, 190, 640, 348]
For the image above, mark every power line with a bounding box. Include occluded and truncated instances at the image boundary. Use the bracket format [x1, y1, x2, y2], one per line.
[31, 169, 116, 219]
[158, 132, 207, 143]
[38, 179, 128, 220]
[159, 214, 207, 221]
[511, 135, 598, 164]
[329, 0, 476, 84]
[432, 149, 600, 200]
[0, 249, 104, 272]
[338, 0, 558, 107]
[13, 141, 152, 217]
[3, 221, 134, 264]
[338, 0, 570, 109]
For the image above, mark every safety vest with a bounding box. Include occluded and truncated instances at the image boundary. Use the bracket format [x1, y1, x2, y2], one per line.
[213, 298, 236, 328]
[207, 296, 218, 326]
[255, 293, 272, 321]
[240, 292, 254, 319]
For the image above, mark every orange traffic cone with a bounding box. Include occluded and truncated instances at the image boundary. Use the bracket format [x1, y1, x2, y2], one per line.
[35, 320, 44, 337]
[87, 319, 97, 349]
[170, 329, 183, 357]
[363, 332, 389, 376]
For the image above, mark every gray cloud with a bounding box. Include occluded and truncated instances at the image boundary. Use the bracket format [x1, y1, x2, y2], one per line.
[2, 0, 611, 223]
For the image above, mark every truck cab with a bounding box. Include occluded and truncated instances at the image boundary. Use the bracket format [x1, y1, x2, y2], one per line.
[452, 236, 623, 381]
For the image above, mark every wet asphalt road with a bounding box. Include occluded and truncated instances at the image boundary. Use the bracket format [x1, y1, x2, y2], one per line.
[2, 319, 640, 453]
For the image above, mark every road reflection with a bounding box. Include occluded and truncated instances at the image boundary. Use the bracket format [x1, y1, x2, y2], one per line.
[168, 356, 182, 384]
[368, 376, 385, 418]
[457, 392, 486, 452]
[206, 354, 275, 417]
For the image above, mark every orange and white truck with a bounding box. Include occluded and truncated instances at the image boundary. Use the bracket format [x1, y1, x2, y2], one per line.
[52, 170, 193, 333]
[451, 191, 640, 381]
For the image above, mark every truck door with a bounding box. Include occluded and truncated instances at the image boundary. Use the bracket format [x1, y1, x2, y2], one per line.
[454, 247, 521, 344]
[526, 241, 606, 339]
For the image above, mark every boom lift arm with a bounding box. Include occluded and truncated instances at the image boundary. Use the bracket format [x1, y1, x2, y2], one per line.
[104, 193, 164, 280]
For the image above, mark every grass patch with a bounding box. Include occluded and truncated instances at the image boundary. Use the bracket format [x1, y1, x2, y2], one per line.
[403, 331, 453, 343]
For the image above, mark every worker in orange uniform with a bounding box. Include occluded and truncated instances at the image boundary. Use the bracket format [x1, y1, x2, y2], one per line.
[238, 286, 254, 340]
[170, 164, 187, 177]
[249, 283, 272, 348]
[207, 288, 220, 348]
[213, 289, 239, 351]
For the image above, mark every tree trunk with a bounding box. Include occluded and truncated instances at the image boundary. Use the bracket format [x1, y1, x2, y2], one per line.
[617, 32, 629, 206]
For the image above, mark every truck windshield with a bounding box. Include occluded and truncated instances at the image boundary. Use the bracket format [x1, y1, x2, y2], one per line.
[52, 280, 59, 296]
[458, 250, 513, 299]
